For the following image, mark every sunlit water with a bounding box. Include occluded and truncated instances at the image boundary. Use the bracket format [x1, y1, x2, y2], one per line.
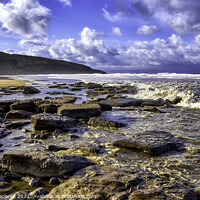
[0, 73, 200, 188]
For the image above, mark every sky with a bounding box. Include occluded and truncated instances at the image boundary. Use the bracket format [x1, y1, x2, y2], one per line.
[0, 0, 200, 73]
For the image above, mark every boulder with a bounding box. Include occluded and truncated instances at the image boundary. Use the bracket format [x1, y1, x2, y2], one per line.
[6, 110, 34, 119]
[142, 106, 161, 113]
[57, 104, 101, 119]
[100, 98, 143, 107]
[10, 99, 42, 112]
[113, 131, 179, 156]
[83, 100, 112, 111]
[85, 90, 98, 97]
[54, 96, 77, 103]
[88, 117, 124, 129]
[141, 98, 166, 107]
[31, 113, 75, 131]
[0, 100, 16, 112]
[22, 86, 41, 94]
[1, 150, 94, 178]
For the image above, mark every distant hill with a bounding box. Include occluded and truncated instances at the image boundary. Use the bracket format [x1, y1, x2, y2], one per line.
[0, 52, 105, 75]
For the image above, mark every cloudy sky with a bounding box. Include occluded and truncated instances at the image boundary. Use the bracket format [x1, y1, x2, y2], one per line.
[0, 0, 200, 73]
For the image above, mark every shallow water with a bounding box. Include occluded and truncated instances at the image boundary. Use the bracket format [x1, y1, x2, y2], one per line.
[0, 73, 200, 189]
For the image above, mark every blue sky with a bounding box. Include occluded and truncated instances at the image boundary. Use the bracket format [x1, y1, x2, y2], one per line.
[0, 0, 200, 73]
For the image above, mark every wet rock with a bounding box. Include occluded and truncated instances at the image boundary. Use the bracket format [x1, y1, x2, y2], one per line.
[169, 96, 182, 104]
[44, 165, 143, 200]
[142, 106, 162, 113]
[0, 181, 13, 195]
[141, 98, 166, 107]
[49, 177, 58, 185]
[1, 150, 95, 178]
[29, 187, 47, 198]
[29, 178, 41, 187]
[39, 104, 58, 114]
[4, 172, 23, 179]
[6, 110, 34, 119]
[88, 117, 124, 129]
[83, 100, 112, 111]
[113, 131, 179, 156]
[57, 104, 101, 119]
[10, 99, 41, 112]
[54, 96, 77, 103]
[22, 86, 41, 94]
[1, 120, 30, 129]
[68, 87, 82, 91]
[129, 189, 168, 200]
[0, 100, 16, 112]
[31, 113, 75, 131]
[47, 91, 62, 95]
[47, 145, 69, 152]
[10, 191, 29, 200]
[195, 186, 200, 198]
[100, 98, 143, 107]
[84, 83, 102, 89]
[86, 90, 98, 97]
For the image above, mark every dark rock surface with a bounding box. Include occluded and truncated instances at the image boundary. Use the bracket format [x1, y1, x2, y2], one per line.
[100, 98, 143, 107]
[113, 131, 179, 155]
[6, 110, 34, 119]
[44, 165, 198, 200]
[31, 113, 75, 131]
[0, 100, 16, 112]
[1, 150, 94, 178]
[88, 117, 124, 129]
[57, 104, 101, 119]
[1, 120, 30, 129]
[22, 86, 41, 94]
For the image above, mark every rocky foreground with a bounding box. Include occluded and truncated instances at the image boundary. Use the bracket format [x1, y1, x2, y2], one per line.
[0, 81, 199, 200]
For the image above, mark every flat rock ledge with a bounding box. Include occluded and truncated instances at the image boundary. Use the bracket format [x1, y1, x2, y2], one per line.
[31, 113, 75, 131]
[1, 150, 94, 178]
[43, 165, 198, 200]
[113, 131, 179, 156]
[57, 104, 101, 119]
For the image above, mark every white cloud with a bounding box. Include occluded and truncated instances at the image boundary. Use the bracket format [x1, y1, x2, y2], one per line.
[137, 25, 158, 35]
[112, 27, 122, 36]
[58, 0, 72, 7]
[17, 28, 200, 72]
[0, 0, 51, 38]
[102, 8, 124, 22]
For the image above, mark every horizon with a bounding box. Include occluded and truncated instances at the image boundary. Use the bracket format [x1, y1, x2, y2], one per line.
[0, 0, 200, 73]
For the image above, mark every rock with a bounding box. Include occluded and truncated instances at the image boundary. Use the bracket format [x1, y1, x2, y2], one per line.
[57, 104, 101, 119]
[68, 87, 82, 91]
[0, 100, 16, 112]
[44, 165, 143, 200]
[47, 145, 69, 152]
[49, 177, 58, 185]
[84, 83, 102, 89]
[113, 131, 179, 156]
[142, 106, 161, 113]
[0, 181, 13, 195]
[170, 96, 182, 104]
[1, 120, 30, 129]
[22, 86, 41, 94]
[4, 172, 23, 179]
[8, 191, 29, 200]
[39, 104, 58, 114]
[83, 100, 112, 111]
[6, 110, 34, 119]
[54, 96, 77, 103]
[86, 90, 98, 97]
[31, 113, 75, 131]
[195, 186, 200, 198]
[88, 117, 124, 129]
[29, 178, 41, 187]
[29, 187, 47, 198]
[141, 98, 166, 107]
[1, 150, 94, 178]
[47, 91, 62, 95]
[10, 99, 41, 112]
[100, 98, 143, 107]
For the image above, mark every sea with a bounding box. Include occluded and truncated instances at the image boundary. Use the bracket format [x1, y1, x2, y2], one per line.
[0, 73, 200, 188]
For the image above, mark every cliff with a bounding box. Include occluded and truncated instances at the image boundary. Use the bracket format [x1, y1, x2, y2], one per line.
[0, 52, 105, 75]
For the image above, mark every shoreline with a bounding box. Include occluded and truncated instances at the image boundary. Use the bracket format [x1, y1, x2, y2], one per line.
[0, 80, 29, 88]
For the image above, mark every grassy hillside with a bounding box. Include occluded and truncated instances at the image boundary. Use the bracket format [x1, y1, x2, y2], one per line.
[0, 52, 105, 75]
